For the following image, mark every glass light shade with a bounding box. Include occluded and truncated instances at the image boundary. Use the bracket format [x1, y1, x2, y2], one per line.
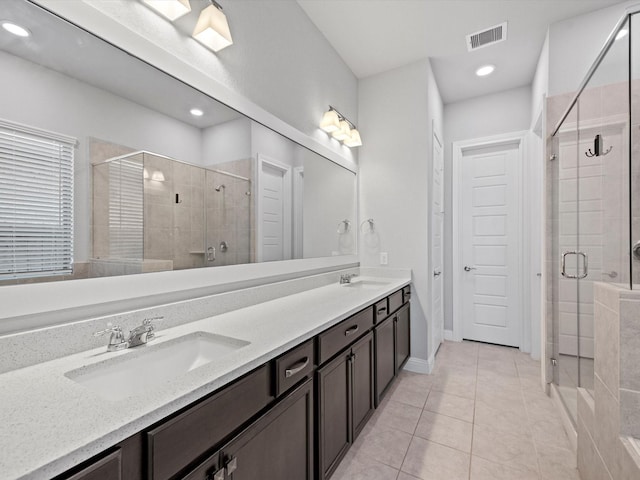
[142, 0, 191, 21]
[193, 4, 233, 52]
[151, 171, 166, 182]
[320, 109, 340, 133]
[343, 128, 362, 147]
[331, 120, 351, 141]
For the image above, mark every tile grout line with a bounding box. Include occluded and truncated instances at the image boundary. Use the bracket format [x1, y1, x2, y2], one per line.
[468, 344, 480, 480]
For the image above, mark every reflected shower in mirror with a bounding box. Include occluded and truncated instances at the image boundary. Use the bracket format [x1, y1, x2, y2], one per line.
[0, 0, 356, 284]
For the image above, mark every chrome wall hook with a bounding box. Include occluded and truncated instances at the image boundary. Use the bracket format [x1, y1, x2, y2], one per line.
[585, 134, 612, 157]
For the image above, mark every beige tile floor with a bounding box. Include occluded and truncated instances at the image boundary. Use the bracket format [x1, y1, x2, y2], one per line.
[332, 340, 581, 480]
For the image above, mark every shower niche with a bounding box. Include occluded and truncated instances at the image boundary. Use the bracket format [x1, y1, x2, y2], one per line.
[92, 150, 252, 277]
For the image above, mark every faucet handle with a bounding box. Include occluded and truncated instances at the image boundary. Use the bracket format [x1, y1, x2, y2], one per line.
[94, 323, 122, 337]
[142, 316, 164, 327]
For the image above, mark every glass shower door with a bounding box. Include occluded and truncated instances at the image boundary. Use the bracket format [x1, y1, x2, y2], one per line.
[552, 102, 581, 422]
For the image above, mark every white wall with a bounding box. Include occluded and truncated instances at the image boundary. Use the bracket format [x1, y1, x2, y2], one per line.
[251, 122, 299, 168]
[358, 58, 443, 369]
[0, 51, 203, 263]
[201, 118, 252, 166]
[443, 86, 532, 333]
[531, 32, 550, 128]
[34, 0, 358, 170]
[548, 0, 636, 97]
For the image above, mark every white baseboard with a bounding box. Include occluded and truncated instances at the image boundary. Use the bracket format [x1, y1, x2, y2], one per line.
[444, 329, 454, 341]
[403, 357, 431, 374]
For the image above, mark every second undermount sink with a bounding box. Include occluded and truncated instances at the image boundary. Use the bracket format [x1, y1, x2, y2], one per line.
[340, 278, 391, 290]
[65, 332, 250, 401]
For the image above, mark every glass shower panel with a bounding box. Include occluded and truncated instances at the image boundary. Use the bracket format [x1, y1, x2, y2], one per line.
[204, 170, 252, 267]
[552, 101, 580, 422]
[576, 18, 630, 393]
[632, 13, 640, 287]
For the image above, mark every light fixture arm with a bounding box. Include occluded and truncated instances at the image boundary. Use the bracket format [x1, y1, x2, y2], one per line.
[210, 0, 223, 11]
[327, 105, 357, 130]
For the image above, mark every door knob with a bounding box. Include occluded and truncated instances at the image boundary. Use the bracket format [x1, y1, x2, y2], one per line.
[433, 269, 442, 277]
[464, 266, 477, 272]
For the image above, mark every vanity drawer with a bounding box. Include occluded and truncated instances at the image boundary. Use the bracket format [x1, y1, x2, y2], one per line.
[317, 306, 374, 364]
[274, 339, 315, 397]
[389, 290, 404, 314]
[146, 364, 273, 480]
[374, 298, 389, 323]
[63, 449, 121, 480]
[403, 286, 411, 303]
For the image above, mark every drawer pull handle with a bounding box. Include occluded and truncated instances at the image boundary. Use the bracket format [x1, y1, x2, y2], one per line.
[284, 357, 310, 378]
[345, 325, 359, 336]
[377, 307, 387, 315]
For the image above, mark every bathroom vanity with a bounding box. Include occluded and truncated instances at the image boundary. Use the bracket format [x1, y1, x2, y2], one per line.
[0, 272, 411, 480]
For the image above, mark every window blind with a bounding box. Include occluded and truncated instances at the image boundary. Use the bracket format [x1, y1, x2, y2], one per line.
[108, 159, 143, 259]
[0, 120, 75, 279]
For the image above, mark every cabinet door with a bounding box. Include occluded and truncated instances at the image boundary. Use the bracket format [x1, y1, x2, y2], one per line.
[317, 351, 351, 480]
[351, 332, 374, 439]
[219, 379, 314, 480]
[63, 450, 121, 480]
[395, 303, 410, 371]
[375, 315, 395, 406]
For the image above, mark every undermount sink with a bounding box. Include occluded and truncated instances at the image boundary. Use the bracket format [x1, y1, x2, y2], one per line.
[65, 332, 250, 401]
[340, 278, 391, 290]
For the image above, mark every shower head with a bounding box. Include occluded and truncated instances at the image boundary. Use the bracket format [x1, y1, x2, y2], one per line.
[215, 184, 226, 192]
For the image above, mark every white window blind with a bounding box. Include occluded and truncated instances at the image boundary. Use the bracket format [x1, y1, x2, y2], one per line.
[0, 120, 75, 279]
[108, 158, 143, 259]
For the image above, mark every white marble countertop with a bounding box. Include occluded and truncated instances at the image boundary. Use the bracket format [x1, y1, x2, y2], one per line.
[0, 273, 410, 480]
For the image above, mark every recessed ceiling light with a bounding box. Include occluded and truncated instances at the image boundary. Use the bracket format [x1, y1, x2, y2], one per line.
[1, 21, 30, 38]
[475, 64, 495, 77]
[616, 29, 628, 41]
[190, 108, 204, 117]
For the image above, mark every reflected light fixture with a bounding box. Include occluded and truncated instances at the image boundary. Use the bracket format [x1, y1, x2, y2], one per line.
[193, 0, 233, 52]
[616, 28, 629, 41]
[142, 0, 191, 21]
[1, 21, 30, 37]
[319, 106, 363, 148]
[475, 64, 495, 77]
[190, 108, 204, 116]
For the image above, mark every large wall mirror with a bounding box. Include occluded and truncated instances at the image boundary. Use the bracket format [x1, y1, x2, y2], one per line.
[0, 0, 357, 284]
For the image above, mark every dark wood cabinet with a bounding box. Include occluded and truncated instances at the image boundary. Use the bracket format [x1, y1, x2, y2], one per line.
[54, 284, 411, 480]
[374, 314, 395, 406]
[351, 333, 375, 439]
[219, 378, 314, 480]
[60, 450, 122, 480]
[317, 331, 374, 480]
[395, 303, 410, 371]
[146, 364, 273, 480]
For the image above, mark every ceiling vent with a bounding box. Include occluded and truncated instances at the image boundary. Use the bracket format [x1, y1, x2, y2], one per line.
[466, 22, 507, 52]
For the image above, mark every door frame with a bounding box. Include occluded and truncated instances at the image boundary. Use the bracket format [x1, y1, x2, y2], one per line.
[256, 153, 292, 262]
[452, 130, 527, 347]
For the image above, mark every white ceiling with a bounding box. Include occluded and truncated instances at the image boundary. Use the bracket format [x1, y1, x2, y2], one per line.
[296, 0, 626, 103]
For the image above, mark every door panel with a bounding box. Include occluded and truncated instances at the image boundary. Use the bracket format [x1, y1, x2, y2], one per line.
[351, 333, 374, 439]
[461, 143, 520, 347]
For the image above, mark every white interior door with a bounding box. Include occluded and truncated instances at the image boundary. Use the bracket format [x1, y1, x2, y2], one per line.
[431, 130, 444, 354]
[460, 142, 521, 347]
[258, 155, 291, 262]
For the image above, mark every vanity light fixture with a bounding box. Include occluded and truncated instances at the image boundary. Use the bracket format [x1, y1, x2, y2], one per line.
[320, 106, 363, 148]
[192, 0, 233, 52]
[1, 21, 30, 37]
[141, 0, 191, 21]
[475, 64, 495, 77]
[190, 108, 204, 116]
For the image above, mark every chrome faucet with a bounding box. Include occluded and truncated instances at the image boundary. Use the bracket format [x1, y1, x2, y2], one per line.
[94, 316, 164, 352]
[339, 273, 358, 284]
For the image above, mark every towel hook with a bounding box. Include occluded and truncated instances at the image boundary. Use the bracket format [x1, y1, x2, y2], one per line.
[585, 134, 612, 157]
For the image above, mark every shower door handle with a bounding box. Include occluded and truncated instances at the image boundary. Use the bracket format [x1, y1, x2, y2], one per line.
[561, 251, 588, 279]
